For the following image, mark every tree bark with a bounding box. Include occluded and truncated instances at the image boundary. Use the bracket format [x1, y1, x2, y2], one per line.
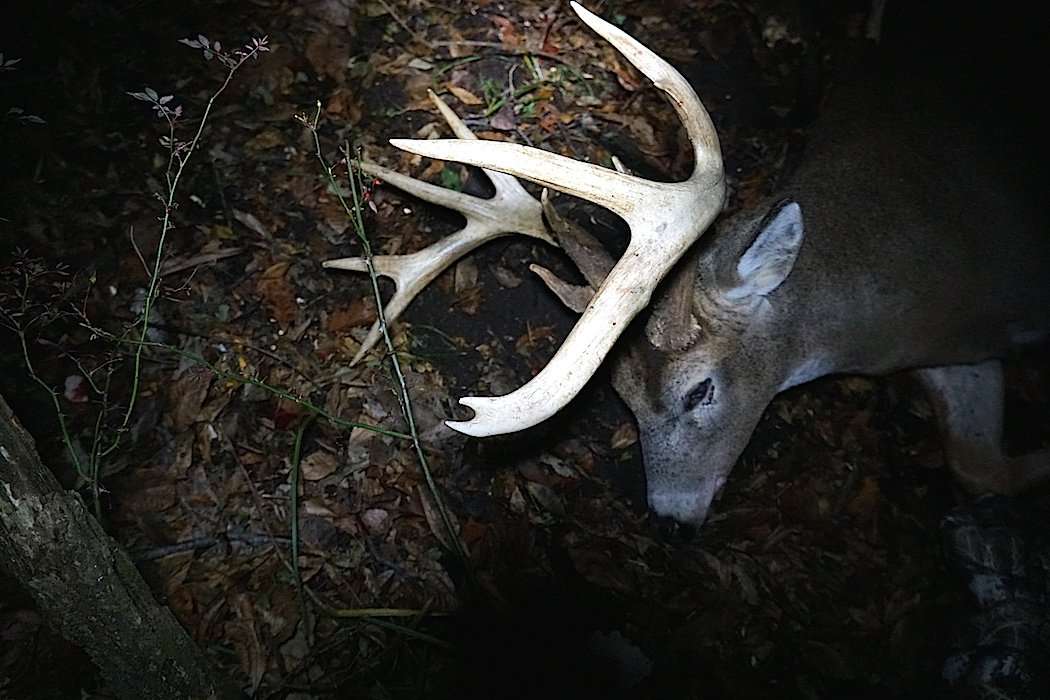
[0, 393, 240, 700]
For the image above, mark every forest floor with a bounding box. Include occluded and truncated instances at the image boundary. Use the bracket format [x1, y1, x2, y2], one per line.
[1, 0, 1047, 698]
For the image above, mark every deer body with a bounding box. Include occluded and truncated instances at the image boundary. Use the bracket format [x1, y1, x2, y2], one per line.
[615, 67, 1050, 526]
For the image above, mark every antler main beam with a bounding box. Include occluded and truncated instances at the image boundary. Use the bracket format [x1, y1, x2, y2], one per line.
[323, 90, 552, 365]
[392, 2, 725, 437]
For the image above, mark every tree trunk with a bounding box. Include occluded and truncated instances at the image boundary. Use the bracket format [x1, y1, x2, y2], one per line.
[0, 393, 240, 700]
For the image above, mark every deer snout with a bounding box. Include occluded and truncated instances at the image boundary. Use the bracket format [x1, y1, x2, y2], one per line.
[647, 475, 725, 527]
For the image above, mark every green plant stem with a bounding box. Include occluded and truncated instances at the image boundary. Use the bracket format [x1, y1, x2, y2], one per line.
[86, 329, 410, 440]
[301, 104, 468, 564]
[119, 44, 265, 445]
[289, 415, 315, 633]
[16, 330, 84, 479]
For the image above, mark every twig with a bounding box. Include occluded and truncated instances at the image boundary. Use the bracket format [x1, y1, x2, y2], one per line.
[298, 103, 469, 566]
[159, 246, 243, 276]
[119, 38, 268, 449]
[289, 415, 315, 637]
[375, 0, 426, 44]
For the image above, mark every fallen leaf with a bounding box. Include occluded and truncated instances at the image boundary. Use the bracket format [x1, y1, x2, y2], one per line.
[273, 398, 307, 431]
[301, 450, 339, 480]
[120, 467, 177, 513]
[361, 508, 390, 534]
[302, 499, 336, 517]
[304, 32, 351, 80]
[418, 484, 462, 553]
[244, 128, 284, 152]
[611, 421, 638, 449]
[325, 298, 377, 332]
[526, 482, 565, 516]
[229, 594, 266, 694]
[257, 261, 298, 324]
[447, 84, 482, 106]
[451, 285, 483, 315]
[453, 257, 479, 293]
[605, 50, 643, 91]
[489, 103, 516, 131]
[170, 368, 213, 432]
[325, 88, 362, 125]
[233, 209, 272, 239]
[491, 15, 522, 48]
[491, 263, 522, 288]
[515, 324, 557, 356]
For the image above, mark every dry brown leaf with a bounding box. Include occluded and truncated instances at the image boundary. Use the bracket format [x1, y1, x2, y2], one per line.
[491, 263, 522, 288]
[453, 257, 479, 293]
[610, 421, 638, 449]
[604, 48, 643, 91]
[169, 367, 213, 432]
[244, 127, 284, 152]
[537, 103, 562, 133]
[418, 484, 462, 553]
[304, 32, 351, 80]
[326, 87, 362, 125]
[525, 482, 565, 516]
[362, 508, 390, 534]
[120, 468, 177, 513]
[171, 431, 194, 474]
[491, 15, 522, 48]
[446, 84, 483, 106]
[233, 209, 272, 239]
[257, 261, 298, 324]
[229, 594, 266, 694]
[445, 27, 472, 58]
[325, 298, 377, 332]
[515, 324, 557, 356]
[489, 103, 516, 131]
[301, 450, 339, 481]
[451, 285, 483, 315]
[302, 499, 336, 517]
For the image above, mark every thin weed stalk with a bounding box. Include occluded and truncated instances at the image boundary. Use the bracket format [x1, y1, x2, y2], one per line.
[299, 103, 469, 566]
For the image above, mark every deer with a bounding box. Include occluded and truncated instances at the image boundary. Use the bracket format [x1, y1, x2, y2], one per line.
[326, 2, 1050, 528]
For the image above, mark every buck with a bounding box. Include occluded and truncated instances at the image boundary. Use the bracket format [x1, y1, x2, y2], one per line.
[327, 3, 1050, 527]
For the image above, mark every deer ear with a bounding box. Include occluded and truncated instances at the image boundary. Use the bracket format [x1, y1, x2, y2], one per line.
[727, 200, 804, 301]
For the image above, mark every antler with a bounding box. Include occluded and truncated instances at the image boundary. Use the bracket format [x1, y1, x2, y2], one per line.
[323, 90, 553, 365]
[392, 2, 725, 437]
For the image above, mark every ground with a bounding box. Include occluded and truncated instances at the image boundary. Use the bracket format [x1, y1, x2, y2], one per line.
[0, 0, 1047, 698]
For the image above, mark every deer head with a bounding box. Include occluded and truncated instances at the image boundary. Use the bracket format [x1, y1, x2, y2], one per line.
[534, 197, 807, 527]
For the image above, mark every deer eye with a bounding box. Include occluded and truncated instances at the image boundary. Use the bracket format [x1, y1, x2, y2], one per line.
[683, 379, 714, 412]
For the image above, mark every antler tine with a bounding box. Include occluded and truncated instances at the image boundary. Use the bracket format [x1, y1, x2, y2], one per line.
[422, 4, 725, 437]
[327, 221, 493, 365]
[427, 88, 477, 141]
[390, 138, 672, 224]
[324, 94, 552, 366]
[426, 89, 531, 197]
[570, 2, 721, 186]
[529, 264, 593, 313]
[539, 190, 615, 288]
[354, 159, 492, 217]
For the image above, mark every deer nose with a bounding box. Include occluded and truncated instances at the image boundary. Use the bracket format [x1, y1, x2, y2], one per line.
[648, 490, 714, 528]
[650, 513, 697, 543]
